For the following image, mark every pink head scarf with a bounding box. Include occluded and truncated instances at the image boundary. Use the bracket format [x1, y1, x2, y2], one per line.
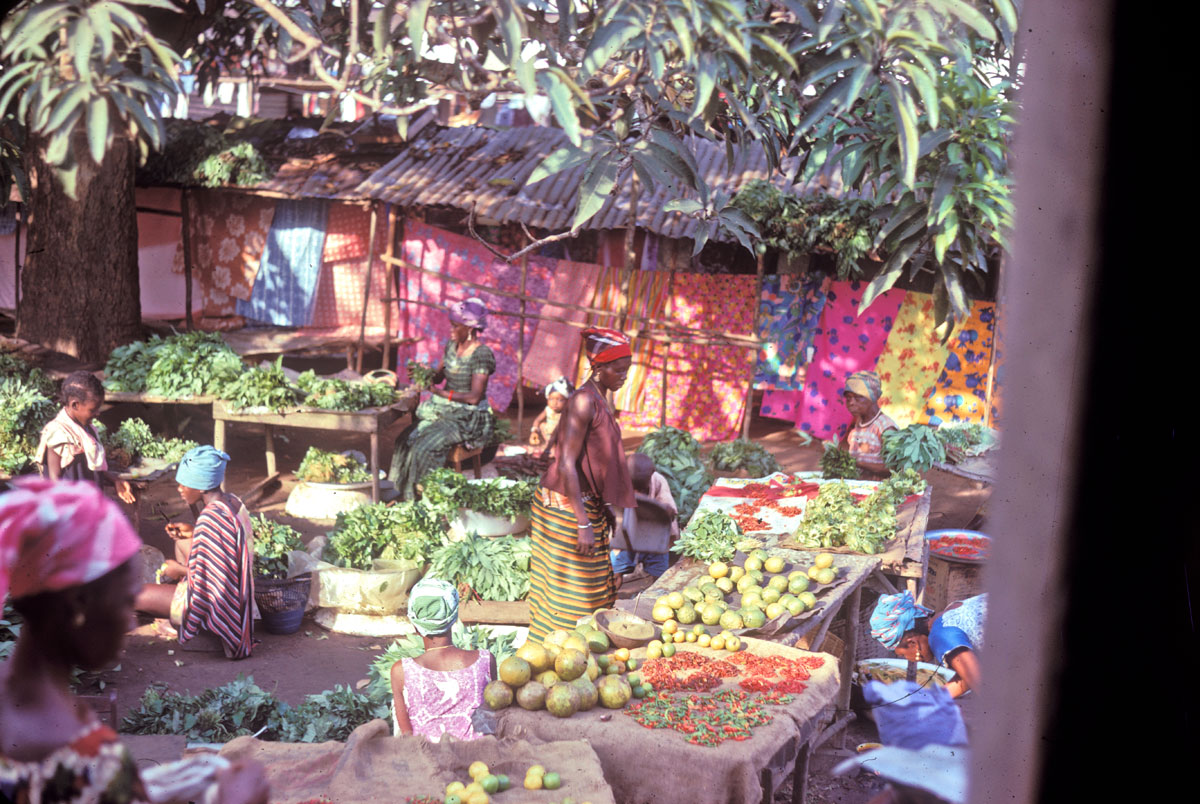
[0, 478, 142, 601]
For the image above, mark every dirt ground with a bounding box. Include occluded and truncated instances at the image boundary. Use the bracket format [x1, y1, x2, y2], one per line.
[83, 394, 989, 804]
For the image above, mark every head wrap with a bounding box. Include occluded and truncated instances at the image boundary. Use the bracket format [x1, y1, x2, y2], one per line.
[407, 577, 459, 636]
[869, 591, 934, 649]
[448, 297, 488, 330]
[844, 371, 883, 402]
[582, 327, 632, 365]
[544, 377, 573, 399]
[175, 445, 231, 491]
[0, 478, 142, 601]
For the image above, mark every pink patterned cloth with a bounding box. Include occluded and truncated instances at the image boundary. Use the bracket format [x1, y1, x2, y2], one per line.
[523, 260, 606, 389]
[309, 203, 393, 330]
[0, 478, 141, 601]
[795, 280, 905, 440]
[396, 222, 553, 411]
[396, 650, 493, 742]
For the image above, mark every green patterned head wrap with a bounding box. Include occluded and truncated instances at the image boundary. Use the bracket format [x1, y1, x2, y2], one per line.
[407, 577, 459, 636]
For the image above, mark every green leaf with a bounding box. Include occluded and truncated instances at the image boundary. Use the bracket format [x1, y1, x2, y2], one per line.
[87, 96, 109, 165]
[2, 2, 70, 61]
[873, 199, 924, 249]
[572, 153, 620, 231]
[71, 16, 95, 80]
[43, 83, 89, 134]
[407, 0, 430, 52]
[817, 1, 844, 42]
[692, 51, 717, 121]
[938, 0, 998, 39]
[663, 199, 704, 214]
[537, 72, 580, 146]
[526, 144, 588, 185]
[939, 258, 971, 322]
[583, 17, 641, 78]
[886, 81, 919, 188]
[897, 61, 939, 129]
[45, 108, 82, 165]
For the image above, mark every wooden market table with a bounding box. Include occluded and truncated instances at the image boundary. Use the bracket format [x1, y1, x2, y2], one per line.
[211, 399, 412, 503]
[100, 391, 217, 439]
[493, 638, 842, 804]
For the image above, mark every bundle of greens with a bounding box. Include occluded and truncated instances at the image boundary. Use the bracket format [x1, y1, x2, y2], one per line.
[103, 332, 245, 397]
[100, 418, 197, 469]
[0, 350, 54, 396]
[366, 624, 520, 697]
[275, 685, 391, 743]
[670, 510, 741, 564]
[488, 413, 513, 446]
[793, 479, 910, 554]
[427, 536, 532, 602]
[882, 425, 946, 474]
[819, 442, 860, 479]
[417, 469, 536, 522]
[880, 468, 927, 504]
[296, 447, 371, 484]
[406, 360, 437, 390]
[709, 439, 781, 477]
[251, 516, 305, 579]
[934, 423, 990, 463]
[0, 376, 56, 475]
[637, 427, 712, 526]
[322, 502, 441, 570]
[295, 371, 396, 411]
[220, 358, 301, 412]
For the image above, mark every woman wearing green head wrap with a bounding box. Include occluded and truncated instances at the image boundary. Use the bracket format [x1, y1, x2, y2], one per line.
[391, 577, 496, 741]
[838, 370, 898, 478]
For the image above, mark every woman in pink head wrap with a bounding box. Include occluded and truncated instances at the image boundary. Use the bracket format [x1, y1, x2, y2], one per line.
[0, 478, 268, 804]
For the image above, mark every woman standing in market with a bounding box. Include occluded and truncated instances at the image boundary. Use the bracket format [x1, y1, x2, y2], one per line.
[136, 446, 256, 660]
[527, 328, 636, 641]
[839, 370, 898, 479]
[0, 478, 268, 804]
[869, 591, 986, 698]
[36, 371, 137, 504]
[389, 298, 496, 500]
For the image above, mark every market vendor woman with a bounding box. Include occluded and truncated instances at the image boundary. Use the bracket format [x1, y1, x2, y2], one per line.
[870, 591, 986, 698]
[839, 370, 898, 478]
[389, 298, 496, 500]
[527, 328, 636, 642]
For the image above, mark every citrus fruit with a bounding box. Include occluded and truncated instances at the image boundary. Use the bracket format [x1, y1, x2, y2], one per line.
[496, 775, 510, 791]
[685, 631, 697, 642]
[697, 633, 712, 647]
[515, 643, 554, 674]
[605, 663, 620, 675]
[719, 610, 744, 630]
[666, 592, 686, 609]
[741, 608, 766, 628]
[527, 765, 546, 778]
[445, 795, 462, 804]
[632, 684, 649, 698]
[764, 556, 785, 574]
[544, 629, 572, 649]
[515, 681, 548, 710]
[571, 676, 599, 710]
[469, 762, 489, 780]
[814, 553, 834, 569]
[675, 604, 697, 624]
[536, 670, 561, 687]
[646, 641, 663, 660]
[715, 577, 735, 594]
[709, 561, 729, 579]
[728, 565, 745, 582]
[662, 619, 678, 635]
[710, 635, 726, 650]
[464, 782, 483, 796]
[786, 597, 806, 615]
[586, 653, 601, 681]
[498, 656, 532, 686]
[627, 658, 639, 671]
[683, 586, 705, 603]
[556, 648, 588, 681]
[725, 636, 742, 652]
[524, 775, 543, 790]
[596, 674, 633, 708]
[584, 628, 609, 653]
[466, 791, 488, 804]
[743, 556, 763, 572]
[673, 632, 686, 643]
[766, 602, 786, 620]
[815, 567, 836, 584]
[751, 549, 770, 563]
[652, 604, 675, 622]
[741, 592, 763, 610]
[662, 642, 676, 657]
[736, 575, 757, 593]
[546, 682, 582, 718]
[446, 781, 466, 796]
[483, 679, 514, 710]
[788, 576, 810, 595]
[481, 775, 500, 794]
[808, 565, 822, 580]
[799, 591, 817, 608]
[768, 575, 789, 592]
[595, 653, 610, 669]
[614, 647, 630, 663]
[762, 587, 782, 604]
[701, 606, 722, 625]
[542, 772, 562, 790]
[628, 671, 643, 686]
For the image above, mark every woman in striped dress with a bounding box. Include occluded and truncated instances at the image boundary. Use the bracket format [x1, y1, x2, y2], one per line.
[528, 328, 636, 641]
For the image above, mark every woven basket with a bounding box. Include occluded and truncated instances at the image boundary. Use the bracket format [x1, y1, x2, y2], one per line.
[255, 573, 312, 634]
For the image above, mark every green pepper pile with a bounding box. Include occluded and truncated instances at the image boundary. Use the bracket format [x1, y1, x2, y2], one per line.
[626, 689, 793, 746]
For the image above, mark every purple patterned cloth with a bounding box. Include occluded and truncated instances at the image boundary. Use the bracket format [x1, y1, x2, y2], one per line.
[395, 649, 493, 742]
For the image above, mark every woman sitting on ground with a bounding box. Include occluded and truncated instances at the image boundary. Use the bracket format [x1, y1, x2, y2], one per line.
[869, 591, 986, 698]
[0, 478, 268, 804]
[838, 370, 898, 479]
[36, 370, 136, 503]
[136, 446, 256, 660]
[389, 298, 496, 500]
[391, 578, 495, 741]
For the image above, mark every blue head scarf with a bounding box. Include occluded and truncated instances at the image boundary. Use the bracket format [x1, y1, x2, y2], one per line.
[870, 591, 934, 649]
[175, 446, 231, 491]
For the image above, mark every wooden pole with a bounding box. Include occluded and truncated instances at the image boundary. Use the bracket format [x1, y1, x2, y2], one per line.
[517, 254, 528, 441]
[381, 205, 398, 372]
[13, 205, 20, 325]
[742, 252, 766, 440]
[180, 189, 194, 331]
[355, 203, 379, 373]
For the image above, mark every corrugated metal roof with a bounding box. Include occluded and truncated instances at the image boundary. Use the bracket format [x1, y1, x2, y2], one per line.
[256, 154, 383, 200]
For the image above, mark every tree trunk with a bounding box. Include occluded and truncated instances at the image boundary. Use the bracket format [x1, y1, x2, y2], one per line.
[16, 133, 141, 366]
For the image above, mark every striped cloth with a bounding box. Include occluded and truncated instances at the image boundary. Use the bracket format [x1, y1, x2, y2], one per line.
[180, 496, 254, 660]
[528, 491, 615, 642]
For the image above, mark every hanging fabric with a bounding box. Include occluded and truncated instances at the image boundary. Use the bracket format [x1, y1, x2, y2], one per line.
[754, 273, 831, 391]
[237, 199, 331, 326]
[175, 189, 276, 316]
[922, 301, 999, 425]
[309, 203, 391, 330]
[522, 260, 606, 390]
[876, 291, 952, 427]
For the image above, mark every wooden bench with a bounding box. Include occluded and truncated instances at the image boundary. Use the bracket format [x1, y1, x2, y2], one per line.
[447, 445, 483, 478]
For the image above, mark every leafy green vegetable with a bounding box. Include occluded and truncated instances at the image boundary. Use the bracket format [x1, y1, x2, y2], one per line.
[0, 377, 56, 475]
[100, 417, 197, 469]
[275, 685, 391, 743]
[323, 502, 441, 569]
[296, 371, 396, 411]
[819, 442, 861, 479]
[220, 358, 301, 412]
[251, 515, 305, 579]
[103, 332, 244, 398]
[709, 439, 781, 477]
[671, 510, 741, 563]
[419, 468, 536, 521]
[488, 413, 513, 446]
[793, 471, 925, 554]
[0, 350, 54, 397]
[882, 425, 946, 474]
[637, 427, 713, 526]
[296, 447, 371, 484]
[366, 624, 518, 698]
[427, 536, 532, 602]
[406, 360, 437, 390]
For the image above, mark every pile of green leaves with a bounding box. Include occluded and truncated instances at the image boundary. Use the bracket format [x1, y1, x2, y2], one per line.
[709, 439, 780, 477]
[934, 423, 990, 463]
[488, 413, 513, 447]
[323, 502, 441, 570]
[366, 624, 519, 698]
[406, 360, 437, 390]
[427, 536, 532, 602]
[882, 425, 947, 474]
[881, 469, 928, 504]
[193, 142, 271, 188]
[220, 358, 301, 412]
[794, 481, 891, 555]
[120, 675, 389, 744]
[296, 371, 396, 411]
[0, 351, 54, 397]
[820, 443, 861, 480]
[296, 447, 371, 484]
[637, 427, 713, 527]
[0, 377, 56, 475]
[671, 510, 741, 564]
[103, 332, 245, 398]
[100, 418, 197, 469]
[419, 468, 536, 522]
[251, 516, 305, 580]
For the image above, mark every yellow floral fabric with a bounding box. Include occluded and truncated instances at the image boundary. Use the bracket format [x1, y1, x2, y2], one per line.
[876, 292, 952, 427]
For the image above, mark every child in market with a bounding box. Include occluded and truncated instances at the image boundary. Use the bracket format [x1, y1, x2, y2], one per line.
[36, 371, 136, 503]
[610, 454, 679, 580]
[528, 377, 572, 453]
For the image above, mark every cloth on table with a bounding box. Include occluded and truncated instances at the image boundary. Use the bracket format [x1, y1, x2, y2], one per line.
[522, 260, 606, 389]
[875, 291, 952, 427]
[36, 408, 107, 477]
[922, 301, 999, 425]
[309, 202, 393, 329]
[396, 221, 552, 410]
[795, 280, 905, 440]
[620, 273, 758, 441]
[174, 189, 276, 316]
[527, 490, 614, 643]
[237, 199, 330, 326]
[756, 274, 830, 392]
[0, 722, 151, 804]
[220, 721, 617, 804]
[180, 495, 255, 659]
[394, 649, 493, 741]
[389, 341, 495, 500]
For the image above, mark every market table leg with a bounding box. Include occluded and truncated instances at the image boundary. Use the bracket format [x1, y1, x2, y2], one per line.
[791, 742, 811, 804]
[370, 431, 380, 503]
[213, 420, 227, 490]
[264, 425, 277, 477]
[837, 586, 862, 750]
